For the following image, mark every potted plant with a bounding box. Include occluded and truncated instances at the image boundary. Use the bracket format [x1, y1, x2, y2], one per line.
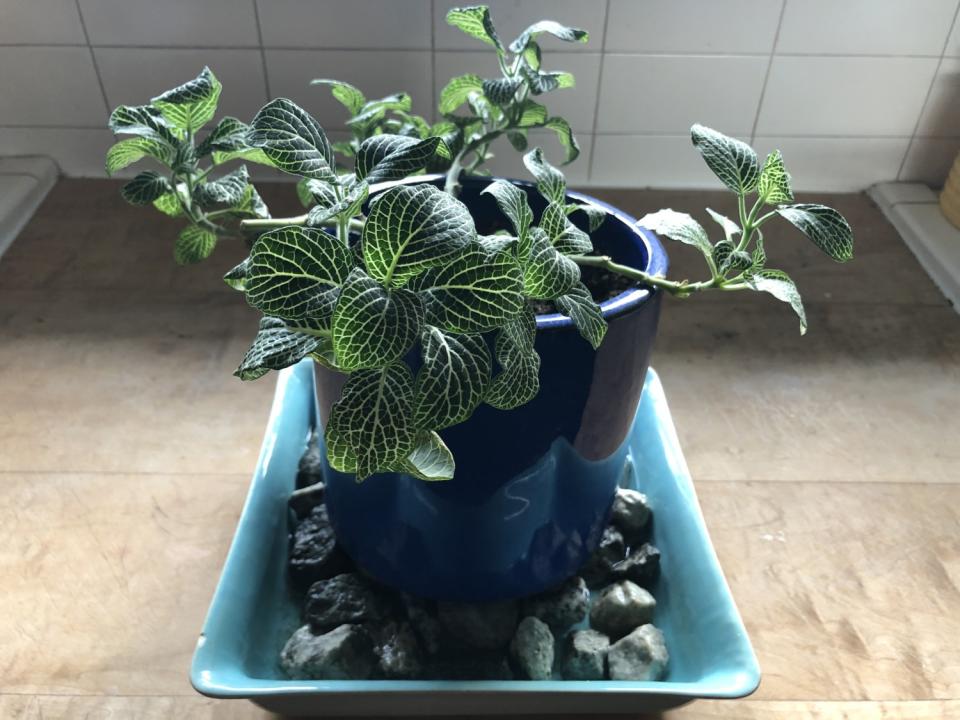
[106, 6, 851, 605]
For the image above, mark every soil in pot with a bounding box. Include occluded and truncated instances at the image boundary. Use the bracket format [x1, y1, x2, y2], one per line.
[280, 434, 670, 682]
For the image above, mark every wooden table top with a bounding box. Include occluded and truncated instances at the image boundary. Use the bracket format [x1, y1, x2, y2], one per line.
[1, 181, 957, 719]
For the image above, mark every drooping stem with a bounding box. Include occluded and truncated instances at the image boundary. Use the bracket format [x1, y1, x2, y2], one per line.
[240, 215, 365, 233]
[569, 254, 740, 297]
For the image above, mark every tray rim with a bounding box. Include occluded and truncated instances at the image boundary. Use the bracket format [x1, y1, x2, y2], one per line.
[190, 361, 761, 701]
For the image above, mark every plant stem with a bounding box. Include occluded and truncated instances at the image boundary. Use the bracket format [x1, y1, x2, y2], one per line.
[240, 215, 365, 233]
[569, 254, 724, 296]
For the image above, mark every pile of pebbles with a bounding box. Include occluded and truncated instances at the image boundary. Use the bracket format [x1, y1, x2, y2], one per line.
[280, 432, 669, 682]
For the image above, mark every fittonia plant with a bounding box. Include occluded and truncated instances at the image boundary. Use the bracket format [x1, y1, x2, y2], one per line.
[105, 5, 853, 481]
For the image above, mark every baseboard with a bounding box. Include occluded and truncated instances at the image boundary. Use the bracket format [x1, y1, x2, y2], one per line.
[868, 181, 960, 312]
[0, 156, 59, 262]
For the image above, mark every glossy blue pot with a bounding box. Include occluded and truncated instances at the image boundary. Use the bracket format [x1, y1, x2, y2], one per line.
[317, 176, 668, 601]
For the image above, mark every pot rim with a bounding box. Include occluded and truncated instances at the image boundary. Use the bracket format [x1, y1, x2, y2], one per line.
[368, 173, 670, 330]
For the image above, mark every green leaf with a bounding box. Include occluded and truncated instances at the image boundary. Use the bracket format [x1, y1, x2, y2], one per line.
[705, 207, 741, 243]
[326, 363, 416, 480]
[108, 104, 178, 145]
[541, 202, 592, 255]
[306, 181, 368, 227]
[331, 268, 423, 371]
[120, 171, 170, 206]
[439, 74, 484, 114]
[195, 165, 249, 208]
[744, 269, 807, 335]
[196, 116, 250, 157]
[152, 67, 221, 132]
[509, 21, 589, 53]
[638, 208, 712, 258]
[522, 41, 542, 71]
[356, 134, 445, 184]
[445, 5, 503, 52]
[506, 129, 528, 152]
[495, 304, 536, 366]
[248, 98, 336, 180]
[235, 316, 320, 380]
[555, 283, 606, 349]
[311, 78, 366, 115]
[211, 146, 272, 166]
[398, 431, 455, 481]
[691, 124, 759, 194]
[105, 137, 173, 175]
[776, 203, 853, 262]
[417, 244, 525, 333]
[174, 225, 217, 265]
[413, 327, 492, 430]
[569, 202, 606, 232]
[486, 350, 540, 410]
[758, 150, 794, 205]
[482, 179, 532, 250]
[523, 228, 580, 299]
[153, 190, 184, 217]
[482, 76, 523, 106]
[363, 183, 476, 288]
[523, 147, 566, 204]
[543, 117, 580, 164]
[245, 226, 353, 323]
[521, 67, 575, 94]
[224, 256, 251, 291]
[517, 100, 548, 128]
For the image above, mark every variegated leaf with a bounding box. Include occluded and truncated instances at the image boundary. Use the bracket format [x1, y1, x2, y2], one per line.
[417, 244, 525, 333]
[523, 228, 580, 299]
[355, 134, 445, 184]
[691, 124, 759, 194]
[706, 207, 741, 242]
[196, 116, 250, 157]
[758, 150, 794, 205]
[517, 100, 548, 128]
[638, 209, 712, 257]
[174, 225, 217, 265]
[152, 67, 221, 132]
[413, 326, 492, 430]
[445, 5, 503, 52]
[195, 165, 248, 208]
[223, 256, 251, 291]
[235, 316, 320, 380]
[494, 303, 536, 366]
[555, 283, 607, 349]
[398, 431, 455, 481]
[568, 202, 607, 232]
[744, 269, 807, 335]
[325, 362, 417, 480]
[120, 171, 170, 206]
[541, 202, 591, 255]
[245, 226, 352, 323]
[331, 269, 423, 371]
[248, 98, 336, 181]
[311, 78, 366, 115]
[486, 350, 540, 410]
[306, 181, 368, 227]
[105, 137, 173, 175]
[509, 20, 588, 53]
[523, 147, 566, 204]
[543, 117, 579, 164]
[108, 104, 178, 145]
[482, 76, 523, 106]
[777, 203, 853, 262]
[363, 183, 475, 288]
[482, 179, 532, 252]
[521, 66, 575, 94]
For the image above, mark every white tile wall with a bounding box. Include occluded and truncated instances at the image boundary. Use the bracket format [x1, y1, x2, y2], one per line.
[3, 0, 960, 191]
[597, 55, 767, 135]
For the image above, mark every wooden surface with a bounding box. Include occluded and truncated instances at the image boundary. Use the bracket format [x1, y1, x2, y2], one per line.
[1, 181, 958, 719]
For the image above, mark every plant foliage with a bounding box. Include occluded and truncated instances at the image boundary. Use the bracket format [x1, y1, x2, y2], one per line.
[105, 6, 853, 483]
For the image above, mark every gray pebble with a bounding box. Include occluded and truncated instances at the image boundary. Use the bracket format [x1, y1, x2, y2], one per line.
[607, 624, 668, 681]
[427, 654, 514, 680]
[581, 525, 626, 589]
[522, 575, 590, 632]
[289, 504, 351, 588]
[280, 624, 375, 680]
[377, 621, 423, 679]
[401, 594, 443, 656]
[612, 543, 661, 588]
[589, 580, 656, 640]
[297, 429, 325, 486]
[305, 573, 391, 632]
[610, 488, 651, 542]
[437, 599, 519, 650]
[562, 629, 610, 680]
[509, 617, 555, 680]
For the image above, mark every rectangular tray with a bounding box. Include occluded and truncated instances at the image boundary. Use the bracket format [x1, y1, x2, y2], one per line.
[190, 360, 760, 716]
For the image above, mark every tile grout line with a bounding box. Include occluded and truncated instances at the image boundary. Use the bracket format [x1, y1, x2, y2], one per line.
[251, 0, 272, 100]
[73, 0, 111, 119]
[430, 0, 437, 124]
[897, 0, 960, 180]
[749, 0, 787, 145]
[587, 0, 612, 184]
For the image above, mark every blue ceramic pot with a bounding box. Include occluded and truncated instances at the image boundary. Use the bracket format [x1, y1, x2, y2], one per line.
[317, 176, 668, 601]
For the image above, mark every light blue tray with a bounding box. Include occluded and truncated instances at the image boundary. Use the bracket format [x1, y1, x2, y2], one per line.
[190, 360, 760, 716]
